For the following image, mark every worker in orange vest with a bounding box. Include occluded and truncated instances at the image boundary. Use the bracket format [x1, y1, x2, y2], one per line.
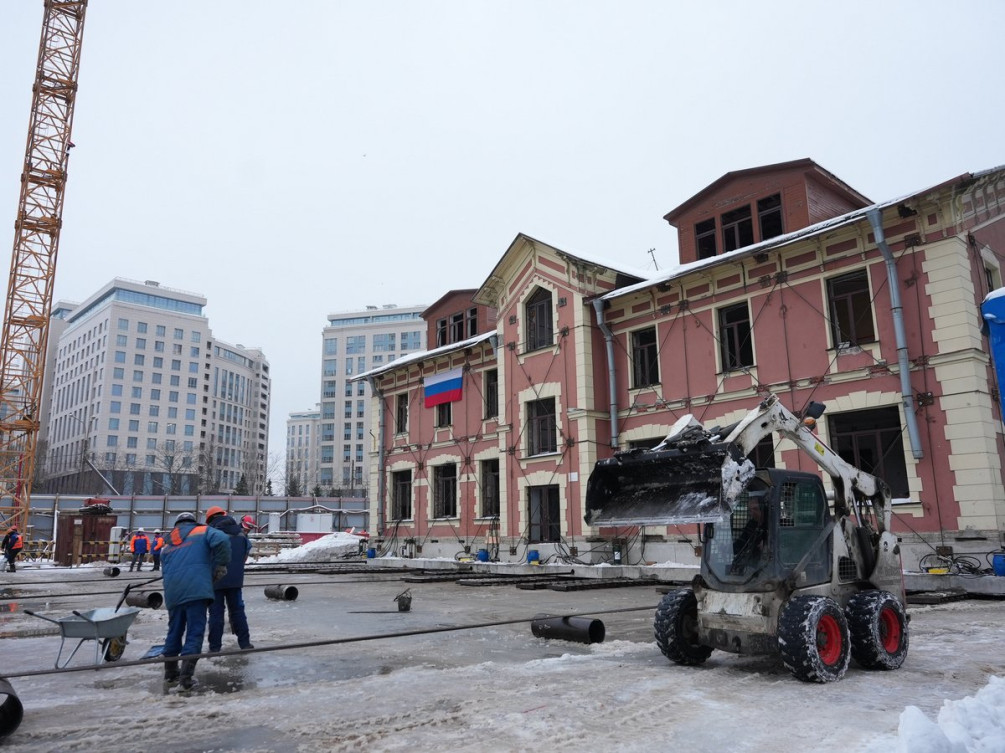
[129, 528, 151, 572]
[1, 526, 23, 573]
[151, 531, 165, 571]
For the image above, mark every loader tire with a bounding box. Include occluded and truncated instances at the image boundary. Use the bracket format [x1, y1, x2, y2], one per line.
[846, 590, 908, 670]
[654, 588, 712, 666]
[778, 595, 850, 683]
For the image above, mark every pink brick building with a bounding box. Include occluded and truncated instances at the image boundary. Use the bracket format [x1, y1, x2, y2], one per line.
[361, 160, 1005, 568]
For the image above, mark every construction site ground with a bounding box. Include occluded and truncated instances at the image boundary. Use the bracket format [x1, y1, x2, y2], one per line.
[1, 559, 1004, 752]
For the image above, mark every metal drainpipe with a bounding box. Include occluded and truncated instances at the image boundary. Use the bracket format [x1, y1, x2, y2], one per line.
[591, 299, 619, 449]
[867, 208, 924, 460]
[367, 377, 386, 534]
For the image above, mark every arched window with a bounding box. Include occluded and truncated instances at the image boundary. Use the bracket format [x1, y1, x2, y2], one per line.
[525, 288, 553, 351]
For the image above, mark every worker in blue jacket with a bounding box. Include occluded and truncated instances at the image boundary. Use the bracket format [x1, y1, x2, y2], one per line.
[160, 512, 231, 690]
[205, 506, 254, 652]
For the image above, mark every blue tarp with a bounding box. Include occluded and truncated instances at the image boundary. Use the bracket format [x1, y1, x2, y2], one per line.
[981, 287, 1005, 420]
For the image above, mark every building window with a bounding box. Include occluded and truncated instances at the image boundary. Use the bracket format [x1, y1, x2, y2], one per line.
[432, 464, 457, 518]
[525, 288, 553, 351]
[827, 270, 876, 348]
[749, 436, 776, 469]
[373, 333, 395, 352]
[436, 401, 452, 428]
[436, 318, 447, 347]
[484, 369, 498, 419]
[757, 193, 783, 240]
[828, 406, 908, 498]
[718, 302, 754, 371]
[631, 327, 659, 388]
[696, 218, 717, 259]
[324, 337, 337, 355]
[480, 458, 499, 517]
[392, 470, 412, 520]
[527, 398, 557, 455]
[528, 485, 560, 543]
[449, 312, 464, 343]
[721, 205, 754, 252]
[466, 307, 478, 338]
[395, 394, 408, 434]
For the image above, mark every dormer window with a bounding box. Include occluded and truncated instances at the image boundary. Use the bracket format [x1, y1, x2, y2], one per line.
[722, 206, 754, 252]
[696, 218, 717, 259]
[758, 194, 783, 240]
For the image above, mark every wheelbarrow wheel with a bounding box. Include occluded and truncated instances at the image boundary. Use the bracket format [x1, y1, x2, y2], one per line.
[102, 635, 127, 662]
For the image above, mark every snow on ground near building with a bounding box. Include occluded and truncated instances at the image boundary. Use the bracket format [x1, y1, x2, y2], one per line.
[253, 531, 364, 563]
[1, 543, 1003, 752]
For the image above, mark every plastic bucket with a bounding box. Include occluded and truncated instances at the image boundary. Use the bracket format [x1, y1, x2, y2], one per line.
[993, 553, 1005, 576]
[476, 548, 489, 562]
[366, 547, 376, 559]
[527, 549, 540, 565]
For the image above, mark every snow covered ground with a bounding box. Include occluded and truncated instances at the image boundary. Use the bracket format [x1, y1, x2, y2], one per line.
[1, 533, 1003, 752]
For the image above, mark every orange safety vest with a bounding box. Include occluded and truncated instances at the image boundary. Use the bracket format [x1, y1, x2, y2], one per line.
[170, 525, 207, 546]
[153, 535, 165, 551]
[130, 534, 150, 553]
[9, 532, 22, 551]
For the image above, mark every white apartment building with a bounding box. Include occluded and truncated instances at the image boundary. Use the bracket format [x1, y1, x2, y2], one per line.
[286, 405, 321, 494]
[319, 304, 426, 494]
[41, 278, 270, 495]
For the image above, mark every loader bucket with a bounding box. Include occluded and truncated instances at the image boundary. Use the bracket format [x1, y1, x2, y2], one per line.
[584, 443, 753, 527]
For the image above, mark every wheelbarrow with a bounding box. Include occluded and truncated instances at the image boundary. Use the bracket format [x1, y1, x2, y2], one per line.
[22, 578, 156, 668]
[23, 607, 142, 668]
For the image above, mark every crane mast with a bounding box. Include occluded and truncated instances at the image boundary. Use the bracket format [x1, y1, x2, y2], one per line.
[0, 1, 88, 531]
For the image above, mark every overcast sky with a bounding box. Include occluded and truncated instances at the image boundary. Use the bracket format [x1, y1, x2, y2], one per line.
[1, 1, 1003, 477]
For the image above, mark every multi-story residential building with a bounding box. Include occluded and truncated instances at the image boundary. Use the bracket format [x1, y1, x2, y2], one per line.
[286, 405, 321, 494]
[360, 160, 1005, 569]
[319, 304, 426, 494]
[40, 278, 270, 496]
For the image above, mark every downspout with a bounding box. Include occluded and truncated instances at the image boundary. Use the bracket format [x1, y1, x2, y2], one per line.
[591, 298, 619, 449]
[867, 208, 924, 459]
[366, 377, 386, 534]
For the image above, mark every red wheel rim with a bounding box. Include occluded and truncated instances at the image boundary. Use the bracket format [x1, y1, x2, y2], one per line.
[816, 613, 842, 666]
[879, 606, 902, 654]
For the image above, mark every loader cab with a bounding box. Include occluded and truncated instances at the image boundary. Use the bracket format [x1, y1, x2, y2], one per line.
[703, 469, 832, 589]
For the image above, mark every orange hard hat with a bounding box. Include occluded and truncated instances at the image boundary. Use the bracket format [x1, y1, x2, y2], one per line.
[205, 506, 226, 521]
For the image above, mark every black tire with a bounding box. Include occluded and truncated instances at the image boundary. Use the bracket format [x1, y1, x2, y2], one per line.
[654, 588, 713, 666]
[846, 590, 909, 670]
[102, 635, 127, 662]
[778, 595, 850, 683]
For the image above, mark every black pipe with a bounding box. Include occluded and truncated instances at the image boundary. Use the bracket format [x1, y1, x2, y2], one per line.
[531, 614, 605, 644]
[0, 677, 23, 739]
[103, 567, 120, 577]
[264, 585, 299, 601]
[125, 591, 163, 609]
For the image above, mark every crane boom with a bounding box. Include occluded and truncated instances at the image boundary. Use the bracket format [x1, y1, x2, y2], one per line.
[0, 0, 88, 531]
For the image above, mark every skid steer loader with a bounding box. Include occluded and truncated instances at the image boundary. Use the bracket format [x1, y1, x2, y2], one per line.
[584, 394, 908, 682]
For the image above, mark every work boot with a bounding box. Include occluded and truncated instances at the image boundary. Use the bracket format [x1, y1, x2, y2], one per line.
[164, 660, 180, 684]
[179, 659, 198, 690]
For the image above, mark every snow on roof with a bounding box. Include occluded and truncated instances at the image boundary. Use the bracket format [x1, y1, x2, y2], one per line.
[354, 331, 496, 381]
[603, 170, 997, 302]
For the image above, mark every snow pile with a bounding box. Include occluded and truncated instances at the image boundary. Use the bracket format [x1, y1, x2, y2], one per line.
[892, 676, 1005, 753]
[252, 531, 363, 564]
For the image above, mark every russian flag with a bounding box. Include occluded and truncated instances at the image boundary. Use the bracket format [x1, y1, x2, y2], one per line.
[424, 367, 463, 408]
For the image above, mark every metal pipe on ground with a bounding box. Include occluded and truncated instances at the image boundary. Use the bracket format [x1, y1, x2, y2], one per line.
[103, 567, 120, 577]
[125, 591, 163, 609]
[530, 614, 606, 644]
[264, 585, 299, 601]
[0, 677, 23, 739]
